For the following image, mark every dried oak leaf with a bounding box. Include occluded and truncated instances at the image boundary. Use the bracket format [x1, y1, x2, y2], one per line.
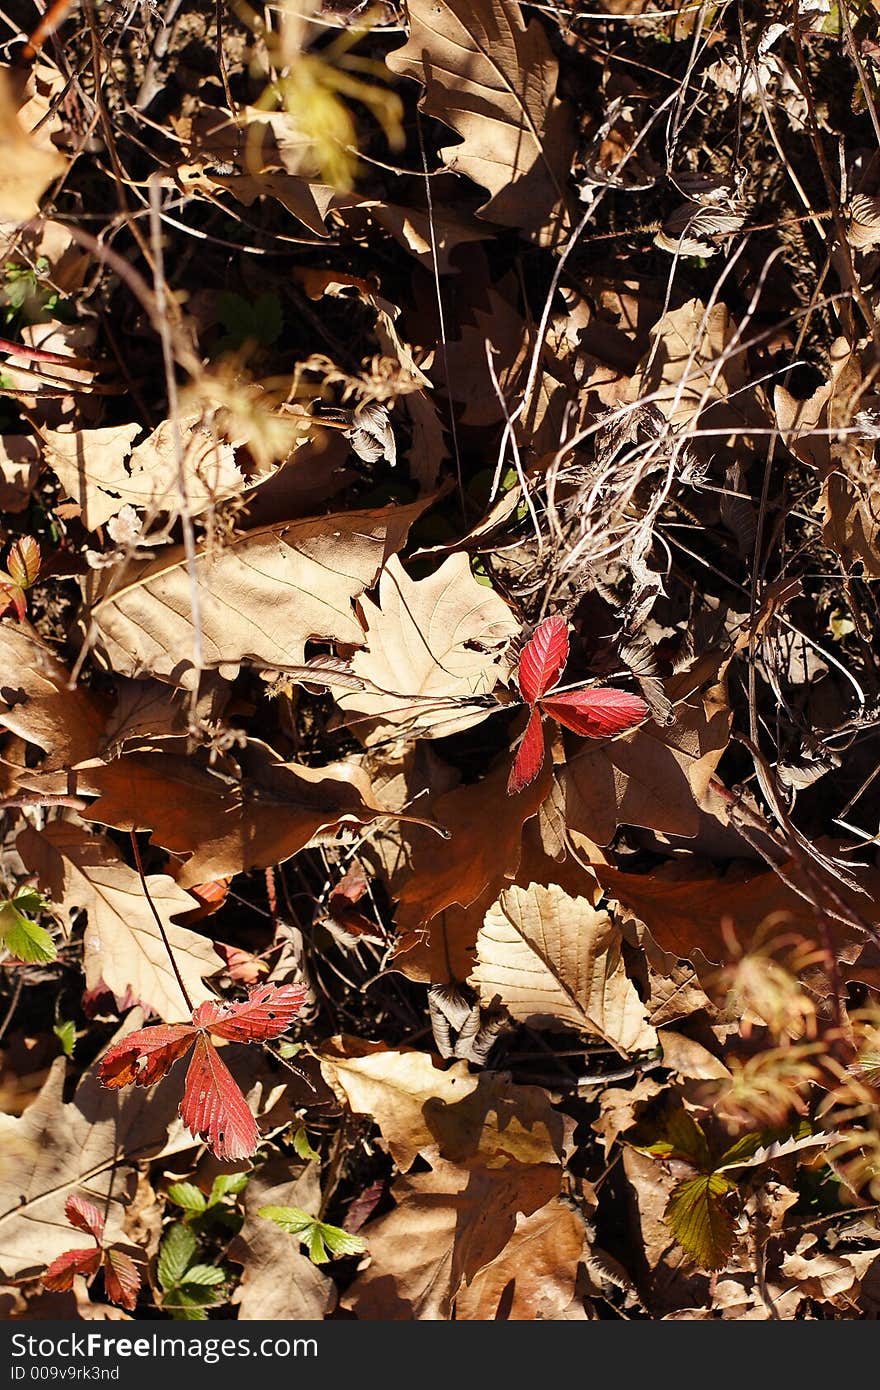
[0, 69, 67, 223]
[386, 0, 574, 243]
[471, 882, 656, 1053]
[41, 418, 243, 530]
[17, 821, 219, 1022]
[335, 554, 518, 742]
[84, 496, 432, 688]
[0, 623, 107, 770]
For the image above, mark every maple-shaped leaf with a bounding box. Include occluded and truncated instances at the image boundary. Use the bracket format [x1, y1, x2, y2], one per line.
[507, 706, 545, 795]
[540, 689, 649, 739]
[517, 615, 568, 704]
[99, 983, 306, 1160]
[506, 617, 648, 794]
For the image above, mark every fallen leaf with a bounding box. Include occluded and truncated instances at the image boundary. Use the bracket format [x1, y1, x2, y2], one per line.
[471, 882, 657, 1052]
[336, 554, 517, 742]
[17, 821, 219, 1021]
[386, 0, 574, 243]
[454, 1197, 589, 1320]
[0, 624, 107, 770]
[85, 497, 432, 688]
[229, 1162, 335, 1320]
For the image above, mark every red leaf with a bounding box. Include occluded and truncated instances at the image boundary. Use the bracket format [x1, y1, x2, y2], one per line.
[540, 688, 647, 739]
[43, 1247, 101, 1291]
[103, 1249, 142, 1312]
[7, 536, 40, 589]
[0, 580, 27, 622]
[507, 706, 546, 795]
[193, 983, 307, 1043]
[99, 1024, 196, 1089]
[65, 1195, 104, 1242]
[517, 616, 569, 703]
[180, 1034, 260, 1161]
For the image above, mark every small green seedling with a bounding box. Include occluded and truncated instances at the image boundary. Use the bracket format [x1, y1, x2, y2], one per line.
[258, 1206, 366, 1265]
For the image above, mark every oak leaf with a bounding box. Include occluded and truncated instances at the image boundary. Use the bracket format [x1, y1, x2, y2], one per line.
[386, 0, 574, 243]
[454, 1198, 589, 1320]
[336, 554, 518, 742]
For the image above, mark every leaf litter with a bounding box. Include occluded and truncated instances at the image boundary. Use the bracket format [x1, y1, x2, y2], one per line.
[0, 0, 879, 1323]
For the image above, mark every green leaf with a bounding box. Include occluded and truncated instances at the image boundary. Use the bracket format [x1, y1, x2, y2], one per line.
[164, 1289, 208, 1321]
[638, 1107, 712, 1170]
[179, 1264, 226, 1288]
[214, 291, 283, 355]
[258, 1205, 366, 1264]
[208, 1172, 248, 1206]
[292, 1126, 320, 1161]
[53, 1020, 76, 1057]
[665, 1173, 736, 1272]
[166, 1183, 207, 1216]
[0, 899, 56, 963]
[158, 1224, 198, 1290]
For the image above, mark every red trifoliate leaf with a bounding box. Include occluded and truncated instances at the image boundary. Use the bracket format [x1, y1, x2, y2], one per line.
[64, 1194, 105, 1242]
[516, 615, 569, 704]
[103, 1248, 142, 1312]
[99, 1023, 197, 1089]
[180, 1034, 260, 1161]
[7, 536, 40, 589]
[540, 688, 647, 739]
[43, 1246, 101, 1291]
[507, 706, 546, 795]
[0, 578, 27, 622]
[192, 983, 307, 1043]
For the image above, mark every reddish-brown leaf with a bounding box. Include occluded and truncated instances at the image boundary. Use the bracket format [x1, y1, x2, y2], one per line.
[98, 1024, 196, 1089]
[507, 706, 546, 795]
[43, 1246, 101, 1291]
[7, 536, 40, 589]
[103, 1248, 142, 1312]
[180, 1034, 260, 1161]
[64, 1194, 104, 1242]
[0, 579, 27, 621]
[193, 983, 307, 1043]
[540, 688, 647, 739]
[517, 616, 568, 704]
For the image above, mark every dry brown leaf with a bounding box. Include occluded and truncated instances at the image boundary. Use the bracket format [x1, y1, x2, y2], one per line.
[0, 436, 40, 512]
[17, 821, 218, 1021]
[0, 68, 67, 223]
[562, 689, 730, 846]
[471, 882, 656, 1052]
[335, 554, 517, 742]
[342, 1154, 560, 1320]
[0, 1053, 192, 1281]
[85, 497, 432, 688]
[78, 742, 404, 888]
[394, 750, 553, 946]
[42, 418, 243, 530]
[386, 0, 573, 243]
[0, 624, 107, 770]
[228, 1161, 335, 1321]
[454, 1197, 589, 1320]
[320, 1037, 563, 1173]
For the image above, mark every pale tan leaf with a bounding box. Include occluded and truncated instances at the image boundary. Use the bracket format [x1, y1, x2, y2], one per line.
[0, 436, 40, 512]
[17, 822, 218, 1021]
[0, 1052, 195, 1280]
[0, 69, 66, 224]
[386, 0, 573, 242]
[85, 497, 431, 688]
[319, 1037, 563, 1173]
[336, 555, 517, 741]
[42, 418, 243, 530]
[471, 882, 656, 1052]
